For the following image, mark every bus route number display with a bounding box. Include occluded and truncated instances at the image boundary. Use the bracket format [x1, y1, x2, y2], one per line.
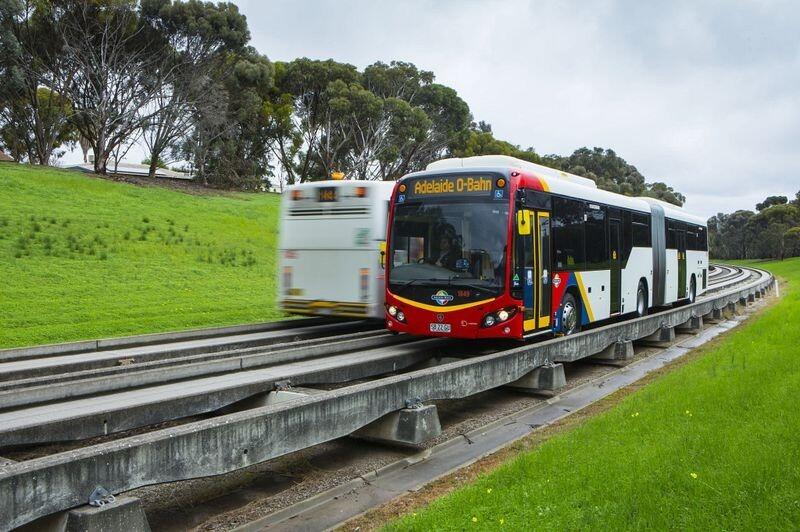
[318, 187, 337, 202]
[408, 176, 494, 197]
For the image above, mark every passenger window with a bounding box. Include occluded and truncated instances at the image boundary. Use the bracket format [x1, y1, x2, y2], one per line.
[552, 197, 585, 270]
[585, 205, 607, 269]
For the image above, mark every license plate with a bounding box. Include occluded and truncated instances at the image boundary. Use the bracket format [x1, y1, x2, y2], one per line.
[429, 323, 451, 333]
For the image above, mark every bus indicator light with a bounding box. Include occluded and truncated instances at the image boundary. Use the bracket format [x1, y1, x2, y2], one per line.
[398, 184, 407, 193]
[356, 186, 367, 198]
[291, 190, 303, 201]
[496, 178, 506, 188]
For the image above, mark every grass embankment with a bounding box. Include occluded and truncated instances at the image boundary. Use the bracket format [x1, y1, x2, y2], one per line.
[385, 258, 800, 531]
[0, 164, 283, 348]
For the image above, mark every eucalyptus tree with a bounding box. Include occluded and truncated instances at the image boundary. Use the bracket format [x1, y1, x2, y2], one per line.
[138, 0, 249, 179]
[48, 0, 169, 174]
[0, 0, 77, 164]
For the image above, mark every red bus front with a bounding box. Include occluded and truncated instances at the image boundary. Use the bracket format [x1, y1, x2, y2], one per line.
[384, 170, 525, 339]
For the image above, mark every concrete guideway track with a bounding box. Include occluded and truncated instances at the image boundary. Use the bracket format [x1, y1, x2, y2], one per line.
[0, 267, 773, 530]
[0, 316, 352, 364]
[0, 337, 451, 447]
[0, 319, 379, 383]
[0, 330, 395, 409]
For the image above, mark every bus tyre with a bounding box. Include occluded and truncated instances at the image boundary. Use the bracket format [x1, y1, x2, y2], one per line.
[636, 281, 648, 317]
[689, 276, 696, 303]
[561, 293, 581, 335]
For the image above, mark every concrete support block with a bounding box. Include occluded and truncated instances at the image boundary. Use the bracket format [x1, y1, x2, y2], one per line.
[755, 290, 762, 299]
[711, 308, 723, 320]
[353, 404, 441, 447]
[20, 496, 150, 532]
[676, 316, 704, 333]
[748, 293, 756, 303]
[638, 326, 675, 346]
[726, 302, 738, 317]
[738, 297, 748, 307]
[507, 363, 567, 391]
[591, 341, 634, 363]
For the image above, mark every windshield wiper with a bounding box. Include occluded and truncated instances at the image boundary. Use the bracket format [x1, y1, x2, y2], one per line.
[446, 275, 496, 294]
[392, 278, 441, 295]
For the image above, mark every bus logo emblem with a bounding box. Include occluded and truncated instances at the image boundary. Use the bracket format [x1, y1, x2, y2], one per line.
[553, 273, 562, 288]
[431, 290, 454, 306]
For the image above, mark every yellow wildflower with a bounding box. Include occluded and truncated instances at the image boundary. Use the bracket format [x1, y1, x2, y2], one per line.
[472, 516, 478, 523]
[487, 488, 493, 494]
[500, 518, 505, 525]
[690, 472, 698, 479]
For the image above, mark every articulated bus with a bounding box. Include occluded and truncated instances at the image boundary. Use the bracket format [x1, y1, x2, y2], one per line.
[279, 179, 395, 319]
[384, 155, 708, 339]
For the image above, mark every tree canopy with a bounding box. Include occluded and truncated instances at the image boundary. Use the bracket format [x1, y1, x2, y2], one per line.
[1, 0, 688, 197]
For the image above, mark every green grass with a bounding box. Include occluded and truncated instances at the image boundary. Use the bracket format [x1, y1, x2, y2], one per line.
[0, 164, 284, 348]
[387, 257, 800, 531]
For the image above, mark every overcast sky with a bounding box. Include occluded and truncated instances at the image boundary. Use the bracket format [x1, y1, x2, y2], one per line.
[65, 0, 799, 219]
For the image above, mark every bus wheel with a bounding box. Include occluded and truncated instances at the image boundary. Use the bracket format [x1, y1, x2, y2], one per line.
[561, 293, 581, 335]
[636, 281, 648, 317]
[689, 276, 697, 303]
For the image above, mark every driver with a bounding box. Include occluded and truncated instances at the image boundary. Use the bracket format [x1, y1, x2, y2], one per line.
[433, 235, 458, 269]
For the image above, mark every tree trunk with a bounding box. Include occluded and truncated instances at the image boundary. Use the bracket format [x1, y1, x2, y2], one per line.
[148, 148, 160, 179]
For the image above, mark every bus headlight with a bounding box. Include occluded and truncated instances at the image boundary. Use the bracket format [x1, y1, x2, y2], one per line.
[396, 311, 406, 322]
[388, 305, 398, 317]
[482, 307, 517, 328]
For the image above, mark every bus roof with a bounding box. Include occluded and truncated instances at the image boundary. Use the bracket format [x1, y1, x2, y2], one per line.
[284, 180, 396, 193]
[420, 155, 704, 225]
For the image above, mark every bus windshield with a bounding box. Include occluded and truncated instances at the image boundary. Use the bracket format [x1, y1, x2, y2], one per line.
[389, 200, 509, 293]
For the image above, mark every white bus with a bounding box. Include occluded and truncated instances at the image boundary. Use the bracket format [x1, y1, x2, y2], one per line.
[278, 179, 395, 319]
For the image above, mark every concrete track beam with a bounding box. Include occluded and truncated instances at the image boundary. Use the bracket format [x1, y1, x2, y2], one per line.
[591, 341, 634, 363]
[638, 326, 675, 346]
[676, 316, 704, 333]
[352, 404, 442, 447]
[507, 363, 566, 392]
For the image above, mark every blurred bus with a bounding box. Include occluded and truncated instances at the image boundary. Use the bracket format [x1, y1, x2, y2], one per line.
[278, 179, 395, 319]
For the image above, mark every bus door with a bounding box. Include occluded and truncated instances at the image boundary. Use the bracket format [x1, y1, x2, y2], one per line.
[516, 209, 551, 333]
[609, 214, 621, 314]
[677, 230, 687, 298]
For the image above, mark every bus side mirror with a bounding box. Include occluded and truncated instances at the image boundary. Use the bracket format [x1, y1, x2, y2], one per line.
[517, 210, 531, 235]
[379, 241, 387, 269]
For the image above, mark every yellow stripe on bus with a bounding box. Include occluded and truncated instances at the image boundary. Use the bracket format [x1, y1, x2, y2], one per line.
[574, 272, 596, 323]
[389, 292, 496, 313]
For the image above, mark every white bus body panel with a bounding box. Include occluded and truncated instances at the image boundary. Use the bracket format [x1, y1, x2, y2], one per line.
[621, 247, 653, 313]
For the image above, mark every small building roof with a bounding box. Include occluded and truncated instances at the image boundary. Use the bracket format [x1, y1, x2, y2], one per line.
[68, 162, 192, 180]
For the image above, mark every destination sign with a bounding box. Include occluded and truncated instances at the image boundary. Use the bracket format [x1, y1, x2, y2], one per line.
[407, 176, 494, 196]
